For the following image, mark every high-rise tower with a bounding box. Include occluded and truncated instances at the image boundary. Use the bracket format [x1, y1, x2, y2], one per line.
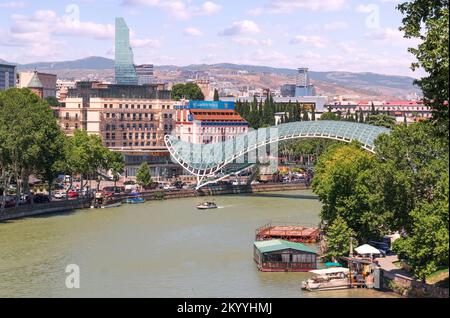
[115, 17, 138, 85]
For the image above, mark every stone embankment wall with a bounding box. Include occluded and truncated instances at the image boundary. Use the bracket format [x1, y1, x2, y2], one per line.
[381, 269, 449, 298]
[0, 183, 311, 222]
[0, 198, 91, 222]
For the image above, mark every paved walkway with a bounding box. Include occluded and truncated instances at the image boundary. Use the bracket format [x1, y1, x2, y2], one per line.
[376, 255, 414, 278]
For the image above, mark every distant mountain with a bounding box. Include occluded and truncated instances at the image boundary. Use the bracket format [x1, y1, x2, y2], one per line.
[16, 56, 114, 70]
[1, 56, 420, 98]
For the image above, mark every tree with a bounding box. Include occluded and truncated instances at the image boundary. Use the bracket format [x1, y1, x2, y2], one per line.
[398, 0, 449, 134]
[393, 172, 449, 280]
[172, 83, 205, 101]
[108, 151, 125, 189]
[319, 112, 341, 121]
[213, 89, 219, 101]
[0, 88, 64, 205]
[365, 114, 397, 129]
[323, 216, 356, 261]
[136, 162, 153, 189]
[45, 96, 60, 107]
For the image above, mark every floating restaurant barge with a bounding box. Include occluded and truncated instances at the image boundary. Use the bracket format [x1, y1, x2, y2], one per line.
[255, 223, 320, 243]
[254, 239, 318, 272]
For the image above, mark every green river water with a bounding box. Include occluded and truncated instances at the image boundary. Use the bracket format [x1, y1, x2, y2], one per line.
[0, 190, 398, 298]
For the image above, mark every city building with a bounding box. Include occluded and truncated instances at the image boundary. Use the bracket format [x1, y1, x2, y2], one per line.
[280, 84, 296, 98]
[295, 67, 315, 97]
[56, 81, 181, 178]
[175, 100, 248, 144]
[0, 63, 16, 91]
[195, 79, 214, 101]
[115, 17, 138, 85]
[56, 80, 77, 99]
[136, 64, 155, 85]
[17, 71, 57, 98]
[326, 100, 433, 124]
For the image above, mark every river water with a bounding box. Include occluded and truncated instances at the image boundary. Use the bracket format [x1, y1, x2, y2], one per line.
[0, 190, 397, 298]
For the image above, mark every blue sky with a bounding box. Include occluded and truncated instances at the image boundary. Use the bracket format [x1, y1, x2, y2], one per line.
[0, 0, 422, 77]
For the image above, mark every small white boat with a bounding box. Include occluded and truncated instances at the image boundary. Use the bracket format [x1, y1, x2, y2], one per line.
[301, 268, 351, 291]
[196, 202, 218, 210]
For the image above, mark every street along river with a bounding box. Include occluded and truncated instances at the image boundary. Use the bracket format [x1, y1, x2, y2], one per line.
[0, 190, 397, 297]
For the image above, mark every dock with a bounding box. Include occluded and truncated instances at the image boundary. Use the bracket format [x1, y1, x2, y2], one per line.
[255, 223, 320, 243]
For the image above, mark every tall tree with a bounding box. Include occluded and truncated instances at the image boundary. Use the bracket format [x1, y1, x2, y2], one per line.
[213, 89, 220, 101]
[136, 162, 153, 190]
[172, 83, 205, 101]
[398, 0, 449, 134]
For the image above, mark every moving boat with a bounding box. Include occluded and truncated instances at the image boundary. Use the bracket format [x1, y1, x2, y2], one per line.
[196, 202, 218, 210]
[301, 268, 351, 291]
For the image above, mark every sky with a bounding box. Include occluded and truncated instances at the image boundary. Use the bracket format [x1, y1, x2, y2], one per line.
[0, 0, 424, 77]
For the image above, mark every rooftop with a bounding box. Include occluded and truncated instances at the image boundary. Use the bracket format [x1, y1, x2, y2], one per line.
[254, 239, 317, 254]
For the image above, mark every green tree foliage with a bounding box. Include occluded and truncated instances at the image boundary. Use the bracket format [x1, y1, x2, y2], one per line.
[45, 96, 60, 107]
[319, 112, 341, 121]
[393, 172, 449, 280]
[323, 216, 356, 261]
[398, 0, 449, 133]
[313, 122, 449, 275]
[365, 114, 397, 129]
[0, 88, 65, 204]
[136, 162, 153, 189]
[108, 151, 125, 188]
[172, 83, 205, 101]
[312, 142, 387, 241]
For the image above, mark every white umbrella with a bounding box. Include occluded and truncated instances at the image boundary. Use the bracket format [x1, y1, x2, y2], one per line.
[355, 244, 381, 255]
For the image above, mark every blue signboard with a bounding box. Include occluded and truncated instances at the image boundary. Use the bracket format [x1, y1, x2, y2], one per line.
[188, 101, 235, 110]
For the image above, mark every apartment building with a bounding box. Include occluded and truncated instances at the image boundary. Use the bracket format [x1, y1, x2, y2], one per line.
[56, 81, 181, 178]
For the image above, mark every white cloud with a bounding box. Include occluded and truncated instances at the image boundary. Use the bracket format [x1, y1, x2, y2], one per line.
[290, 35, 327, 48]
[0, 1, 26, 8]
[121, 0, 222, 20]
[219, 20, 261, 36]
[183, 27, 203, 37]
[258, 0, 348, 13]
[130, 38, 161, 48]
[232, 38, 272, 46]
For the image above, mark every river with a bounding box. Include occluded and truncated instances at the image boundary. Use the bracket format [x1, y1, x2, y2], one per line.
[0, 190, 397, 298]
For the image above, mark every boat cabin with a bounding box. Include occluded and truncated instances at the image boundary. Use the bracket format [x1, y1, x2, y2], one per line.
[253, 239, 318, 272]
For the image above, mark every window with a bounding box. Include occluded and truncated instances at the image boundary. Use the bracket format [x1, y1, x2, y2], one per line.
[65, 113, 69, 119]
[109, 104, 113, 108]
[111, 133, 116, 139]
[75, 123, 78, 129]
[125, 104, 129, 109]
[123, 133, 127, 139]
[104, 104, 108, 108]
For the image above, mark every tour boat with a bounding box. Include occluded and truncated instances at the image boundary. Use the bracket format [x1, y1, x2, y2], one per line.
[301, 268, 351, 291]
[196, 202, 218, 210]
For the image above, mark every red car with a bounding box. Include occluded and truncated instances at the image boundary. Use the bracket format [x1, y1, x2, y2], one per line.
[67, 189, 79, 198]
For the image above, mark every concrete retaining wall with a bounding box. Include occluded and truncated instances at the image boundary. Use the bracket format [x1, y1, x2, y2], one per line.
[0, 183, 311, 222]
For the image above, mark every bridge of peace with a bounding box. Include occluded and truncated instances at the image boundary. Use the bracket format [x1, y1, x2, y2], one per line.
[165, 121, 391, 189]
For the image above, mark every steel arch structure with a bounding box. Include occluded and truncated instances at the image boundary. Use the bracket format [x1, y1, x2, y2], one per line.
[165, 121, 390, 189]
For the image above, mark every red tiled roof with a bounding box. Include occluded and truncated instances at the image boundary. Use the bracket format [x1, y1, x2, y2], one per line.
[190, 109, 247, 122]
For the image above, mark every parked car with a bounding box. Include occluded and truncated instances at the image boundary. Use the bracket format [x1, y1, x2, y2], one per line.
[368, 240, 392, 256]
[163, 184, 176, 191]
[103, 186, 123, 195]
[172, 181, 185, 190]
[67, 189, 79, 198]
[53, 191, 67, 199]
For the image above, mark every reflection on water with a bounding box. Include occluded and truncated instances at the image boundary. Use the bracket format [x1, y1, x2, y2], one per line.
[0, 190, 397, 298]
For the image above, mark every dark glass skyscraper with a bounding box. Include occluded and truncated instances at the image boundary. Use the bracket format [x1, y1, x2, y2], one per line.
[115, 17, 138, 85]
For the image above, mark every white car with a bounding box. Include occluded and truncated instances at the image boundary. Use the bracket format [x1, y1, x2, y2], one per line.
[54, 191, 67, 199]
[163, 185, 176, 190]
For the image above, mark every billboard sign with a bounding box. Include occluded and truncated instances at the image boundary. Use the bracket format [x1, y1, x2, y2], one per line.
[188, 101, 235, 110]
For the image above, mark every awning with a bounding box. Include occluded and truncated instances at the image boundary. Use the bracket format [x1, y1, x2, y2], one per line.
[355, 244, 381, 255]
[310, 268, 349, 275]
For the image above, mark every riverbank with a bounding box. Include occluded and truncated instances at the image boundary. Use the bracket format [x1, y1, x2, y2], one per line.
[0, 183, 310, 222]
